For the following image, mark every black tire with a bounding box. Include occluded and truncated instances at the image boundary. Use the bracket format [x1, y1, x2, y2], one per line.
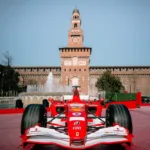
[15, 99, 23, 108]
[106, 104, 132, 134]
[21, 104, 47, 135]
[43, 99, 49, 108]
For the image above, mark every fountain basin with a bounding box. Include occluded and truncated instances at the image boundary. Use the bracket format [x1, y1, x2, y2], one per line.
[17, 92, 72, 107]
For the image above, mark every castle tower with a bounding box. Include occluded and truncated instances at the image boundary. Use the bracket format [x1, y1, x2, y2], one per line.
[68, 8, 83, 47]
[59, 8, 92, 94]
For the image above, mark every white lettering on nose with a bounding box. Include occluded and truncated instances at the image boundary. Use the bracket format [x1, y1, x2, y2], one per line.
[73, 126, 81, 130]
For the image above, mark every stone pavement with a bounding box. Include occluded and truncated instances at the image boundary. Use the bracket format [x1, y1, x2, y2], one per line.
[0, 107, 150, 150]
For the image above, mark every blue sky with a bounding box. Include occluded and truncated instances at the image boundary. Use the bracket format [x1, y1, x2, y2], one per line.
[0, 0, 150, 66]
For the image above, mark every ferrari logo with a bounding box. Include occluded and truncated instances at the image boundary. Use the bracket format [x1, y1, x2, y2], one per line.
[74, 121, 80, 125]
[76, 132, 79, 136]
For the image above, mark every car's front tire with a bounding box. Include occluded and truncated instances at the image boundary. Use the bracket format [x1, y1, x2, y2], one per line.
[21, 104, 47, 135]
[106, 104, 132, 134]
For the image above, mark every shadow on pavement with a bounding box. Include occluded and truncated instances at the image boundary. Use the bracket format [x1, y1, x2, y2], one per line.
[31, 144, 127, 150]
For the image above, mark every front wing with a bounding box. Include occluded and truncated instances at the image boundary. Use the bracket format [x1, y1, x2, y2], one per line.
[22, 125, 133, 149]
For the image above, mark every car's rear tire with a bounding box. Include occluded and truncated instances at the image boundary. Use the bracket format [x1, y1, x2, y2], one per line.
[43, 99, 49, 108]
[106, 104, 132, 134]
[15, 99, 23, 108]
[21, 104, 47, 135]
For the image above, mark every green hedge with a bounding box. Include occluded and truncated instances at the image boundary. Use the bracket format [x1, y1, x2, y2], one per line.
[105, 93, 136, 102]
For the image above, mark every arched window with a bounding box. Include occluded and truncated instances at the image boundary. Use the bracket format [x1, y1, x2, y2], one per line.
[72, 57, 78, 66]
[74, 16, 79, 19]
[74, 23, 77, 28]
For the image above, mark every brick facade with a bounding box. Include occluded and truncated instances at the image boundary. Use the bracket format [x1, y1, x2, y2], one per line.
[13, 9, 150, 96]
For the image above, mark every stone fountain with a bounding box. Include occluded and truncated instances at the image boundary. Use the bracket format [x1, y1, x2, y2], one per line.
[18, 72, 72, 107]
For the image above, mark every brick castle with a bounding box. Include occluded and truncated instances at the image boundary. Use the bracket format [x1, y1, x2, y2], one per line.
[13, 9, 150, 96]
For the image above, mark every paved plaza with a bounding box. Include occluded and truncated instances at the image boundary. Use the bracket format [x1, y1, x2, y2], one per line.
[0, 107, 150, 150]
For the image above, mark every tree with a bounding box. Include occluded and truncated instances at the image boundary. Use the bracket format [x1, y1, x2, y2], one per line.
[0, 51, 25, 96]
[0, 64, 5, 96]
[1, 51, 13, 66]
[0, 65, 20, 96]
[95, 70, 124, 99]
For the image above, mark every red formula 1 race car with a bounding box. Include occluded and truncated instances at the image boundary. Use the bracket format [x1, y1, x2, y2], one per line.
[20, 87, 133, 149]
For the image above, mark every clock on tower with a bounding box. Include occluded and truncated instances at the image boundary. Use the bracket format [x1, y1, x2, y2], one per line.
[72, 37, 79, 43]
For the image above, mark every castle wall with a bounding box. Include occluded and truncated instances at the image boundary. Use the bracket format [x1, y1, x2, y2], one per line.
[89, 67, 150, 96]
[13, 66, 150, 96]
[13, 66, 61, 86]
